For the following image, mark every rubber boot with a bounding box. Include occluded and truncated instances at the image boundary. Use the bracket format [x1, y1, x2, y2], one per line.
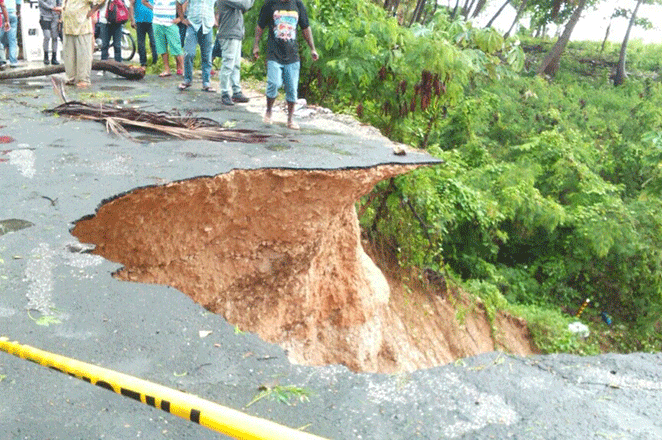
[51, 52, 60, 66]
[44, 52, 50, 65]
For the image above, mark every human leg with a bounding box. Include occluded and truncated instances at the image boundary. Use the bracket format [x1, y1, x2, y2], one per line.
[63, 33, 76, 83]
[229, 40, 243, 97]
[6, 13, 18, 65]
[219, 38, 240, 96]
[160, 52, 171, 75]
[99, 22, 111, 60]
[264, 60, 283, 124]
[50, 20, 60, 64]
[282, 61, 301, 129]
[153, 24, 170, 75]
[164, 24, 183, 78]
[182, 25, 197, 85]
[146, 24, 157, 65]
[74, 33, 93, 86]
[198, 29, 213, 89]
[136, 22, 148, 66]
[110, 23, 123, 63]
[41, 20, 52, 64]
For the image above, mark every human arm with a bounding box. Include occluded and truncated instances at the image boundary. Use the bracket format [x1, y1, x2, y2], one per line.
[0, 3, 8, 32]
[223, 0, 253, 12]
[176, 0, 189, 25]
[302, 27, 318, 61]
[252, 24, 263, 60]
[129, 0, 136, 27]
[87, 0, 103, 19]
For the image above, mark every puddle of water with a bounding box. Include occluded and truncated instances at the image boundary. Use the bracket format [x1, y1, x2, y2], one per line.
[133, 132, 173, 143]
[0, 218, 35, 236]
[266, 143, 292, 152]
[99, 85, 133, 92]
[12, 83, 47, 90]
[108, 99, 148, 106]
[313, 144, 354, 156]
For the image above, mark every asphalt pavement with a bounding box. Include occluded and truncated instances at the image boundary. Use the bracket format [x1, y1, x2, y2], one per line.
[1, 70, 662, 440]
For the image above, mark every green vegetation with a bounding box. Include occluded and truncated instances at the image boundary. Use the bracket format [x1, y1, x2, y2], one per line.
[245, 384, 313, 408]
[245, 2, 662, 355]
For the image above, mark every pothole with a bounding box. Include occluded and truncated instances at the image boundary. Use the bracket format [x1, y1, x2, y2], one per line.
[71, 166, 536, 373]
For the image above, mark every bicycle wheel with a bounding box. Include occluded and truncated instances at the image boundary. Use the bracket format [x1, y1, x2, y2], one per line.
[121, 31, 136, 62]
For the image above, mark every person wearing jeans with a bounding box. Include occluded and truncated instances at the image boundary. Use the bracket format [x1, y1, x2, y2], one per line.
[131, 0, 156, 66]
[0, 0, 18, 67]
[216, 0, 253, 105]
[176, 0, 214, 91]
[99, 0, 129, 62]
[252, 0, 317, 130]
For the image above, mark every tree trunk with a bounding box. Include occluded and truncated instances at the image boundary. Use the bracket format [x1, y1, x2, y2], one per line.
[471, 0, 488, 18]
[600, 19, 612, 54]
[450, 0, 461, 19]
[614, 0, 643, 86]
[485, 0, 512, 28]
[0, 60, 146, 81]
[504, 0, 528, 39]
[462, 0, 475, 19]
[409, 0, 427, 26]
[536, 0, 588, 77]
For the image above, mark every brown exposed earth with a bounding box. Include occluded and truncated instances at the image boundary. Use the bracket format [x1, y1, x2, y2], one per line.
[72, 163, 537, 373]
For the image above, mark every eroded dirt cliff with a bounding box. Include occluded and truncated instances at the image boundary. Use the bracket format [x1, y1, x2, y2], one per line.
[72, 166, 536, 373]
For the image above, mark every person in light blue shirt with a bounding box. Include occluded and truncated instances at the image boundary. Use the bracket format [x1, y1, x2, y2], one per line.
[0, 0, 18, 67]
[176, 0, 215, 91]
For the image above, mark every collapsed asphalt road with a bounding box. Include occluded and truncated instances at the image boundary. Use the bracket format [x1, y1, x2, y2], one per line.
[1, 71, 662, 440]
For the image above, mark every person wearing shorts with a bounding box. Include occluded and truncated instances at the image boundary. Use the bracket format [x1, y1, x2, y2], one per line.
[145, 0, 183, 76]
[252, 0, 317, 130]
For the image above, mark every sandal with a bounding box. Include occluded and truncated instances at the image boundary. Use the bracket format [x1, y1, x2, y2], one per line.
[176, 69, 183, 75]
[202, 86, 216, 93]
[178, 82, 191, 91]
[287, 120, 300, 130]
[159, 71, 172, 77]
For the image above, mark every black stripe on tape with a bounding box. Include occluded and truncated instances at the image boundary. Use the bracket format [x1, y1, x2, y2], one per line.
[120, 387, 142, 402]
[190, 409, 201, 424]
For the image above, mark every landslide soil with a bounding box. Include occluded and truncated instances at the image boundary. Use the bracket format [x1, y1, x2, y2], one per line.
[72, 164, 537, 374]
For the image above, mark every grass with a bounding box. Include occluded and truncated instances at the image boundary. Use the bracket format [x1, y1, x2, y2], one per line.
[245, 384, 313, 408]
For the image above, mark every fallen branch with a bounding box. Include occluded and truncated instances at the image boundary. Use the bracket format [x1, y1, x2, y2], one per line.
[44, 101, 271, 143]
[0, 60, 145, 81]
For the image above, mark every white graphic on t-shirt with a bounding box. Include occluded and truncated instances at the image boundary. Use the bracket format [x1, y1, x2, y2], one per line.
[273, 10, 298, 41]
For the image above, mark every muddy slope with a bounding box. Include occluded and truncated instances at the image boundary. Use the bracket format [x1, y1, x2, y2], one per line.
[72, 166, 536, 373]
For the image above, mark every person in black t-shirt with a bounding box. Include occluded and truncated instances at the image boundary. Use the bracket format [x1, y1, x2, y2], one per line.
[252, 0, 317, 130]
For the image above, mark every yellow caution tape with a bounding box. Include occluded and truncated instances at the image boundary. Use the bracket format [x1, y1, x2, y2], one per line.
[0, 336, 328, 440]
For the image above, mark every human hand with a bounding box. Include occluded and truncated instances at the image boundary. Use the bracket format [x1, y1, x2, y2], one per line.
[3, 22, 9, 32]
[310, 49, 318, 61]
[252, 45, 259, 60]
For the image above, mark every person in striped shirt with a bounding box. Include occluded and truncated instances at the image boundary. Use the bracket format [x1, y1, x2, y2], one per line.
[144, 0, 184, 76]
